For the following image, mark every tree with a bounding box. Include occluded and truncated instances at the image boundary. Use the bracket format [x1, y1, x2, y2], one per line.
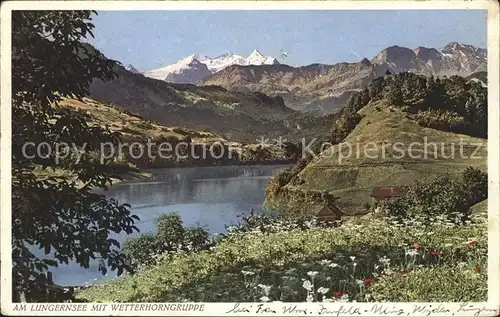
[12, 11, 139, 301]
[460, 167, 488, 207]
[283, 141, 301, 160]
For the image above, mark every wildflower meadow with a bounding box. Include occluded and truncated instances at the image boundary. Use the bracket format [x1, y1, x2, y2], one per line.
[77, 207, 488, 303]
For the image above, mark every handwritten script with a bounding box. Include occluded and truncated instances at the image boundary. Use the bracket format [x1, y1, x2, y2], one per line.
[225, 302, 498, 316]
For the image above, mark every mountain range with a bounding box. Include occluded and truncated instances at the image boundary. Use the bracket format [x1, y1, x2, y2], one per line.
[200, 42, 487, 114]
[141, 49, 279, 84]
[89, 63, 331, 143]
[88, 42, 486, 143]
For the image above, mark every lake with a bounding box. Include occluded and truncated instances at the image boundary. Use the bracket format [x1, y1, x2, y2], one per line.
[45, 164, 289, 286]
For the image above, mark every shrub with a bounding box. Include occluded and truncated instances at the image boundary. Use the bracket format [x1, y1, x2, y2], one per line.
[183, 227, 212, 252]
[122, 233, 158, 267]
[155, 213, 213, 254]
[136, 121, 154, 130]
[172, 127, 187, 135]
[121, 213, 213, 269]
[380, 168, 487, 222]
[461, 167, 488, 206]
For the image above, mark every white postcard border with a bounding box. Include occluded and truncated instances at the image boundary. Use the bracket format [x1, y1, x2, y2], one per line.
[1, 1, 499, 316]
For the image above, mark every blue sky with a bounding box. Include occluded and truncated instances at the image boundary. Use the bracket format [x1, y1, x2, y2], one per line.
[87, 10, 487, 71]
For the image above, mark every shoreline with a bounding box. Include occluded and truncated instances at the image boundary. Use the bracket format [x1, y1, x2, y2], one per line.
[108, 160, 294, 187]
[128, 158, 297, 170]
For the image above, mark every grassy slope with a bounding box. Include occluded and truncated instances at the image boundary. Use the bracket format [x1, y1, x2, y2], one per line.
[77, 213, 487, 302]
[58, 97, 228, 144]
[471, 199, 488, 214]
[57, 97, 289, 164]
[268, 99, 487, 214]
[90, 66, 305, 143]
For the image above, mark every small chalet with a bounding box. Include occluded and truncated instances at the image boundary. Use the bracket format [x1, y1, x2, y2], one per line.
[314, 203, 346, 224]
[371, 186, 406, 202]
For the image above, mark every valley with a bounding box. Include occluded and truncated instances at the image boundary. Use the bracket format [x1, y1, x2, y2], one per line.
[133, 42, 486, 114]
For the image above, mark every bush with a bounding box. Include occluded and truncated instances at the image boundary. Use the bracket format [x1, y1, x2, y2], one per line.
[172, 127, 187, 135]
[183, 227, 212, 252]
[156, 214, 186, 252]
[380, 168, 487, 222]
[461, 167, 488, 206]
[122, 213, 213, 269]
[135, 121, 154, 130]
[122, 233, 158, 267]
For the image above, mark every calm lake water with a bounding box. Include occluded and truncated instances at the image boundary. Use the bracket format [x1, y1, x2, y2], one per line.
[43, 165, 288, 286]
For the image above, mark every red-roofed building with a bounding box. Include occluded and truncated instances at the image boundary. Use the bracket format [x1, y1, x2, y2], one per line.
[371, 186, 406, 202]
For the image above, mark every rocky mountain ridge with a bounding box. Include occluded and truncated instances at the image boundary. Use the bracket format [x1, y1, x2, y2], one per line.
[89, 64, 330, 142]
[143, 49, 279, 84]
[200, 42, 486, 114]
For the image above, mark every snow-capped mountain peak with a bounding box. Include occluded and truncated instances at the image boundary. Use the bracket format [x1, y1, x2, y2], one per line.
[124, 64, 140, 73]
[246, 49, 278, 66]
[143, 54, 212, 82]
[143, 50, 279, 84]
[183, 53, 210, 62]
[215, 52, 234, 59]
[249, 49, 264, 57]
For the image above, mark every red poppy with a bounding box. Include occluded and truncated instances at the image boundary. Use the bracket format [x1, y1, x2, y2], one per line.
[333, 291, 342, 297]
[475, 265, 481, 274]
[363, 278, 373, 286]
[413, 242, 422, 249]
[429, 250, 441, 256]
[467, 241, 479, 247]
[400, 269, 409, 276]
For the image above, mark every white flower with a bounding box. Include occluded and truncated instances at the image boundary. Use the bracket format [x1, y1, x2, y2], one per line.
[306, 293, 314, 302]
[350, 256, 356, 262]
[257, 284, 272, 296]
[319, 259, 332, 266]
[302, 280, 313, 291]
[406, 249, 418, 257]
[339, 294, 350, 302]
[444, 243, 453, 248]
[356, 279, 364, 286]
[328, 263, 340, 268]
[260, 296, 270, 302]
[379, 256, 391, 265]
[383, 268, 395, 275]
[317, 287, 329, 294]
[307, 271, 319, 278]
[352, 262, 358, 267]
[241, 270, 255, 277]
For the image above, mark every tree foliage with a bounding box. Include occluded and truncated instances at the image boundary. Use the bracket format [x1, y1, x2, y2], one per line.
[12, 11, 140, 301]
[268, 71, 487, 207]
[339, 72, 488, 139]
[379, 167, 488, 222]
[122, 214, 212, 268]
